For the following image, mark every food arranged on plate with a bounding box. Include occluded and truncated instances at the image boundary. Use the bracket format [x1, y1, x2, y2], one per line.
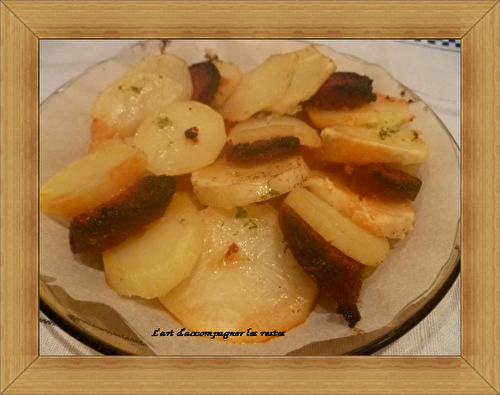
[40, 43, 429, 342]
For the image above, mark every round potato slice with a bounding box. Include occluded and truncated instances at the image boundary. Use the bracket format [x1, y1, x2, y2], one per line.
[284, 187, 390, 266]
[103, 193, 204, 299]
[133, 101, 226, 176]
[306, 94, 415, 130]
[125, 54, 193, 97]
[159, 203, 318, 343]
[40, 143, 147, 218]
[321, 126, 430, 165]
[191, 155, 310, 209]
[265, 45, 336, 115]
[218, 52, 298, 122]
[91, 72, 190, 141]
[305, 172, 415, 239]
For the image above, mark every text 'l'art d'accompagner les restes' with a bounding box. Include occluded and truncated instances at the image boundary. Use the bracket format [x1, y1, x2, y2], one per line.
[152, 327, 285, 340]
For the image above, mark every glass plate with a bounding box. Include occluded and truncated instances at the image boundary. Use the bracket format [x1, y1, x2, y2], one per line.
[40, 40, 460, 355]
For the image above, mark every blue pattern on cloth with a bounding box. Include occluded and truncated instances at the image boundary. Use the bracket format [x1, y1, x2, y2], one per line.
[402, 39, 461, 51]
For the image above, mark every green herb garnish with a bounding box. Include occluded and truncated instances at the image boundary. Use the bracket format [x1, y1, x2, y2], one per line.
[379, 127, 398, 140]
[129, 86, 142, 93]
[158, 117, 173, 128]
[244, 219, 258, 230]
[235, 207, 247, 219]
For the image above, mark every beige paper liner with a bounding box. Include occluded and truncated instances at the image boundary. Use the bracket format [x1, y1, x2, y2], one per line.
[40, 40, 460, 355]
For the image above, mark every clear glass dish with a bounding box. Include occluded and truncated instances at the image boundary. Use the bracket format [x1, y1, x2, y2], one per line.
[40, 40, 460, 355]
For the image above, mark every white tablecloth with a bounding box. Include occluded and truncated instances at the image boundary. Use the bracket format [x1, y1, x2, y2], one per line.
[39, 39, 461, 356]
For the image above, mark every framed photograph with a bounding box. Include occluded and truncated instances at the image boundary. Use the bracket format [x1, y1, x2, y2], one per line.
[1, 1, 498, 394]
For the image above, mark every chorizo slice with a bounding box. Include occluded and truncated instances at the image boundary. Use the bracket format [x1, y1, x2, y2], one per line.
[189, 61, 221, 104]
[349, 163, 423, 201]
[306, 72, 376, 110]
[278, 204, 364, 327]
[225, 136, 301, 162]
[69, 175, 176, 254]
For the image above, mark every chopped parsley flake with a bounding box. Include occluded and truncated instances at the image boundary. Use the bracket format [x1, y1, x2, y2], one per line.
[244, 219, 258, 230]
[379, 127, 398, 140]
[129, 86, 142, 93]
[235, 207, 247, 219]
[268, 189, 280, 197]
[412, 131, 419, 141]
[158, 117, 173, 128]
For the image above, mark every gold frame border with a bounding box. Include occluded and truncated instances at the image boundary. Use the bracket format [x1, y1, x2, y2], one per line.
[1, 1, 499, 394]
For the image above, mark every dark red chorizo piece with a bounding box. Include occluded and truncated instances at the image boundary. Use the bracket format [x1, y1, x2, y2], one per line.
[278, 204, 364, 328]
[189, 61, 221, 104]
[225, 137, 301, 163]
[306, 72, 377, 110]
[349, 163, 423, 201]
[69, 175, 176, 254]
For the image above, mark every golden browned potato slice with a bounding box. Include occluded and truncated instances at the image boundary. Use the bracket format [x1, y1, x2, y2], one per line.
[125, 54, 193, 96]
[191, 155, 310, 209]
[218, 52, 298, 122]
[284, 187, 390, 266]
[305, 172, 415, 239]
[103, 193, 203, 299]
[321, 125, 430, 165]
[40, 144, 147, 218]
[91, 72, 190, 141]
[307, 94, 415, 130]
[133, 101, 226, 176]
[265, 45, 336, 115]
[159, 203, 318, 343]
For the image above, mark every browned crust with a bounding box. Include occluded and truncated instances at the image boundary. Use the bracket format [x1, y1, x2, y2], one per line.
[349, 163, 423, 201]
[189, 61, 221, 104]
[278, 204, 364, 327]
[225, 136, 301, 162]
[69, 175, 176, 254]
[306, 72, 377, 110]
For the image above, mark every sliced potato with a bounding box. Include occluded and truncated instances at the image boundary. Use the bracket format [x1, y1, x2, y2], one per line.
[125, 54, 193, 96]
[265, 45, 336, 115]
[41, 144, 147, 218]
[103, 193, 204, 299]
[305, 172, 415, 239]
[307, 94, 414, 130]
[133, 101, 226, 176]
[210, 60, 243, 109]
[228, 113, 321, 148]
[91, 72, 190, 141]
[321, 125, 430, 165]
[284, 187, 390, 266]
[191, 155, 310, 209]
[159, 203, 318, 343]
[218, 52, 298, 122]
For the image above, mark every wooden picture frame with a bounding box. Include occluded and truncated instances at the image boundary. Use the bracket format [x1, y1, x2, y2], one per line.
[1, 1, 498, 394]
